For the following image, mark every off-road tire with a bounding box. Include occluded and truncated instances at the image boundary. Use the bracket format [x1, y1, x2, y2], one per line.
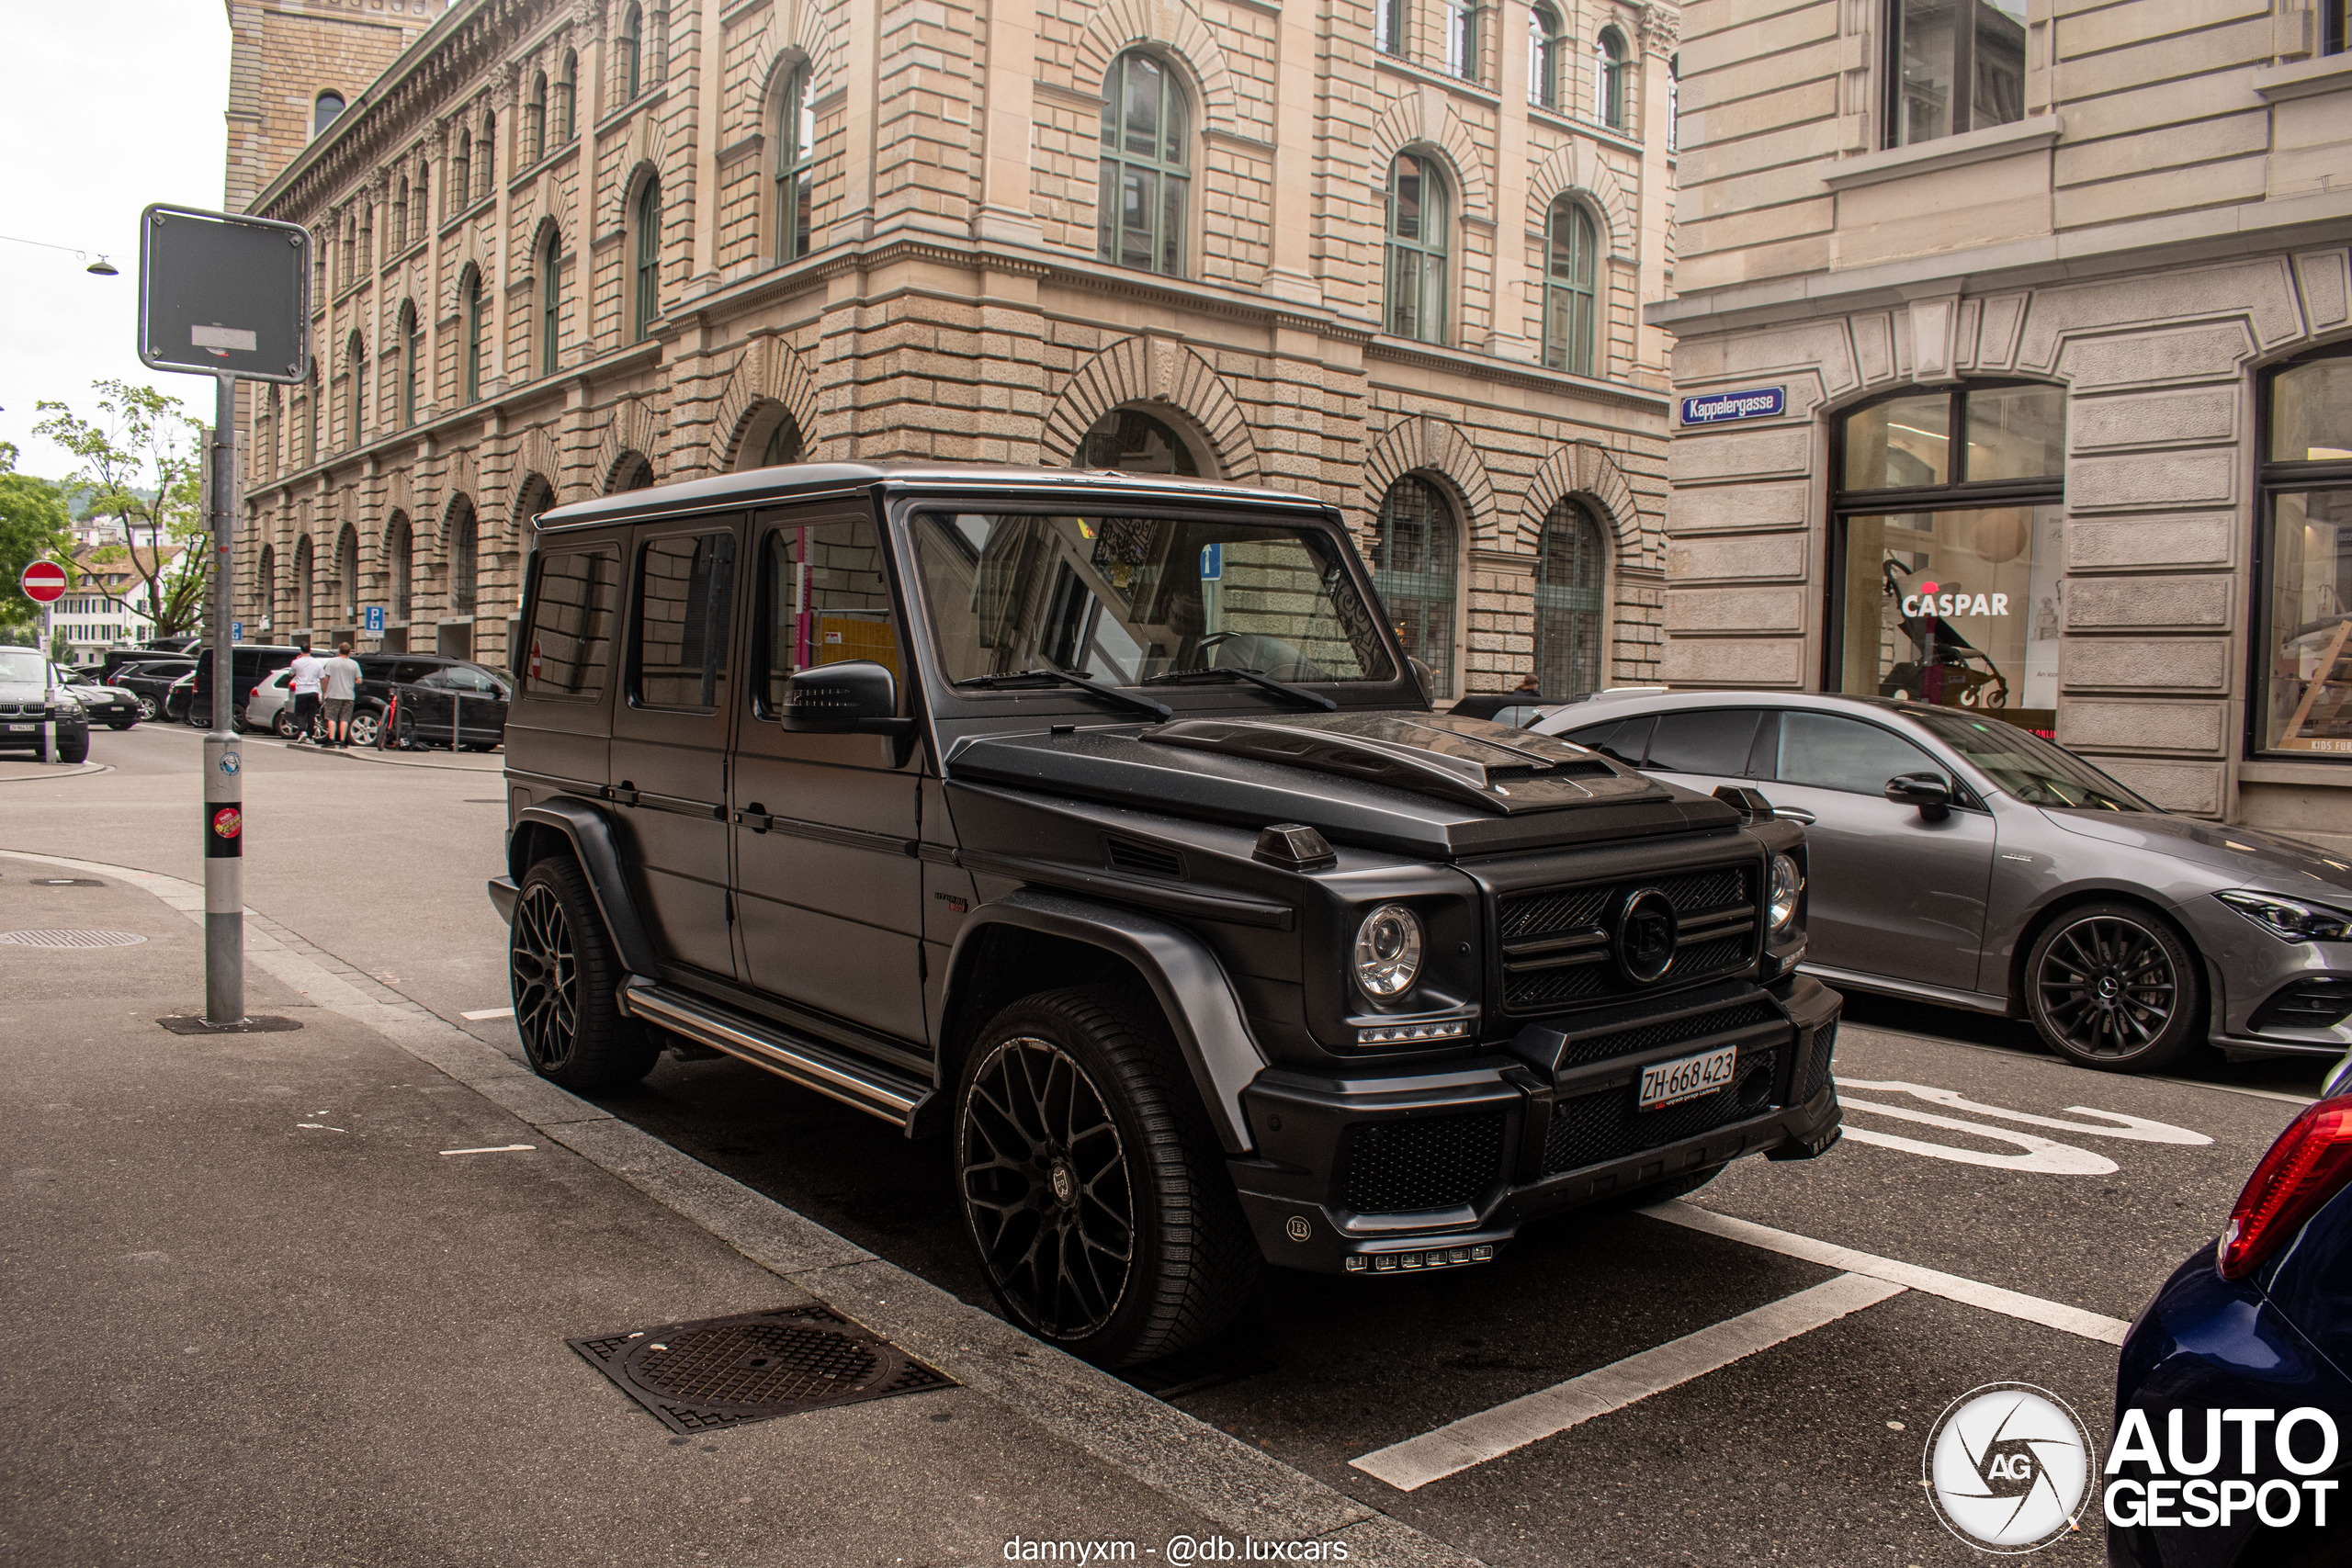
[2025, 900, 2204, 1073]
[954, 987, 1258, 1368]
[509, 856, 660, 1090]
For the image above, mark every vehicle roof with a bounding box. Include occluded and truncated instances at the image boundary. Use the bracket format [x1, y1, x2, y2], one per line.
[1548, 688, 1960, 727]
[536, 462, 1335, 533]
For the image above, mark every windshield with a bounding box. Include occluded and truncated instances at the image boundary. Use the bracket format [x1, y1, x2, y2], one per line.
[1902, 707, 2154, 812]
[910, 513, 1396, 687]
[0, 649, 47, 684]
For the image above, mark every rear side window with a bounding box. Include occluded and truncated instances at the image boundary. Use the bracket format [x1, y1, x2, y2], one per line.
[524, 549, 620, 701]
[631, 531, 737, 709]
[1775, 711, 1939, 795]
[1645, 709, 1761, 776]
[1566, 715, 1653, 764]
[756, 513, 901, 714]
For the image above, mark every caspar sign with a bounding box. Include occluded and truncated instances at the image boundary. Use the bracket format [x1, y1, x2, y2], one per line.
[1680, 386, 1786, 425]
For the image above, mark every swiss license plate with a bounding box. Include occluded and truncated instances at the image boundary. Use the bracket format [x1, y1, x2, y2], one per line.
[2, 723, 31, 733]
[1638, 1044, 1738, 1111]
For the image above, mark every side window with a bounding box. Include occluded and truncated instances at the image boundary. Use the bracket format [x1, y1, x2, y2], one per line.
[520, 550, 619, 700]
[757, 513, 901, 714]
[632, 531, 738, 709]
[1568, 715, 1652, 764]
[393, 659, 443, 683]
[1775, 711, 1939, 794]
[1645, 709, 1762, 776]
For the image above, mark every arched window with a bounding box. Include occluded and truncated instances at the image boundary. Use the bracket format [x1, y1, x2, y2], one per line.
[387, 514, 413, 626]
[1596, 28, 1627, 128]
[1444, 0, 1479, 81]
[304, 367, 320, 467]
[775, 65, 816, 262]
[1384, 153, 1448, 344]
[632, 176, 662, 341]
[619, 5, 643, 101]
[760, 412, 805, 468]
[337, 525, 360, 623]
[413, 164, 428, 242]
[313, 91, 345, 137]
[257, 544, 277, 628]
[341, 217, 356, 287]
[1543, 197, 1599, 375]
[1078, 408, 1200, 475]
[294, 535, 314, 629]
[1529, 5, 1562, 108]
[1534, 499, 1606, 699]
[558, 50, 578, 141]
[461, 267, 485, 404]
[398, 300, 421, 428]
[1097, 51, 1189, 276]
[1372, 476, 1459, 699]
[538, 229, 562, 377]
[449, 502, 479, 615]
[611, 453, 656, 492]
[392, 178, 409, 251]
[345, 331, 367, 445]
[481, 113, 496, 197]
[359, 203, 373, 270]
[453, 131, 471, 214]
[526, 73, 547, 164]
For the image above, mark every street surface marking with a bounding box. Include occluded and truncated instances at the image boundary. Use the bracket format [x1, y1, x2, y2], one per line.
[440, 1144, 537, 1156]
[295, 1122, 345, 1132]
[1833, 1077, 2211, 1144]
[1350, 1272, 1905, 1492]
[459, 1006, 514, 1021]
[1836, 1021, 2321, 1107]
[1834, 1096, 2120, 1174]
[1645, 1201, 2132, 1346]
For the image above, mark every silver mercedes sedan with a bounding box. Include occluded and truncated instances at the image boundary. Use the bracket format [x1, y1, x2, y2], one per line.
[1530, 690, 2352, 1074]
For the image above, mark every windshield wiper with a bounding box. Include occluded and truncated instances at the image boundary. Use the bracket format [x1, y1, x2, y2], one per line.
[1142, 665, 1337, 711]
[952, 668, 1173, 722]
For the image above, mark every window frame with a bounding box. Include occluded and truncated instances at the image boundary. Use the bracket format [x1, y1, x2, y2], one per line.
[538, 229, 562, 378]
[1596, 28, 1628, 129]
[313, 91, 345, 138]
[526, 73, 548, 164]
[1529, 4, 1562, 108]
[750, 510, 907, 721]
[632, 177, 662, 342]
[399, 301, 421, 428]
[1377, 0, 1408, 57]
[775, 64, 816, 263]
[1542, 196, 1599, 376]
[1533, 496, 1608, 700]
[1884, 0, 2029, 149]
[1444, 0, 1483, 82]
[2248, 341, 2352, 761]
[558, 51, 578, 141]
[453, 131, 471, 216]
[1371, 472, 1462, 701]
[619, 4, 643, 102]
[1383, 152, 1451, 346]
[461, 268, 485, 404]
[628, 524, 741, 713]
[1095, 50, 1192, 278]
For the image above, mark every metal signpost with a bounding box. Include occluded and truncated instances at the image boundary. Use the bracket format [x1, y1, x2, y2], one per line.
[138, 202, 310, 1029]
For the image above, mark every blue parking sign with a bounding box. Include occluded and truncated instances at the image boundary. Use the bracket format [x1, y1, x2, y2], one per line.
[231, 621, 243, 643]
[364, 605, 384, 633]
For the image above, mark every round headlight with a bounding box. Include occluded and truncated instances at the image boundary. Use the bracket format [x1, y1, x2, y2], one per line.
[1352, 904, 1424, 998]
[1769, 853, 1804, 932]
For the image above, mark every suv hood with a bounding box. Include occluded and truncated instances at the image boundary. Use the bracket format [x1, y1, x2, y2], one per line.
[2040, 808, 2352, 897]
[946, 710, 1742, 858]
[0, 680, 56, 704]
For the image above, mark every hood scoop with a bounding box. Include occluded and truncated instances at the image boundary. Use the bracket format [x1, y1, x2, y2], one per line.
[1139, 713, 1638, 814]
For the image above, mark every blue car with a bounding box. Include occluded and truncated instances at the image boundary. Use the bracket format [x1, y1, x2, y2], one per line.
[2109, 1052, 2352, 1567]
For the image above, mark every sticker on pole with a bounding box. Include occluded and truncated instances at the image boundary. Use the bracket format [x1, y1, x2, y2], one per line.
[137, 202, 311, 384]
[211, 807, 242, 840]
[19, 560, 68, 604]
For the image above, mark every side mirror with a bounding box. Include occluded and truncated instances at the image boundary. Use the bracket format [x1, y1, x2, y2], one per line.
[1884, 772, 1951, 822]
[1407, 656, 1437, 707]
[781, 660, 918, 763]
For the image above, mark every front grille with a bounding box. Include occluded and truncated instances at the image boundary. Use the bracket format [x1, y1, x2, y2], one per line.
[1341, 1111, 1507, 1213]
[2251, 978, 2352, 1033]
[1796, 1024, 1837, 1103]
[1542, 1044, 1780, 1176]
[1498, 860, 1759, 1015]
[0, 702, 30, 718]
[1554, 998, 1780, 1071]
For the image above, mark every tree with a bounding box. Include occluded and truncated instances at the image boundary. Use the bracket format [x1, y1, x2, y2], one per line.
[34, 381, 210, 639]
[0, 443, 74, 649]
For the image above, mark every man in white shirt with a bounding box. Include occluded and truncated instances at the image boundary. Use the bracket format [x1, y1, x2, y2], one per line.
[286, 644, 325, 744]
[320, 642, 363, 749]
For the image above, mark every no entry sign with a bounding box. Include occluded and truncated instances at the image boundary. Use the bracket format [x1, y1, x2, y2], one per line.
[19, 560, 67, 604]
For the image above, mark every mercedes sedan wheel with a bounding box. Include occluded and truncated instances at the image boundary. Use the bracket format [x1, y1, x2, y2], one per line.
[955, 987, 1255, 1368]
[2026, 902, 2203, 1073]
[508, 857, 660, 1091]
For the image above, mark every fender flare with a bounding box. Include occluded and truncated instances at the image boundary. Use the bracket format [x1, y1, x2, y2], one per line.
[942, 888, 1266, 1156]
[508, 798, 662, 976]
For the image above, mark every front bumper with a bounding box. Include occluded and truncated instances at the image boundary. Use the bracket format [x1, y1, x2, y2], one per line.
[0, 714, 90, 751]
[1228, 974, 1843, 1274]
[487, 874, 519, 923]
[2181, 896, 2352, 1060]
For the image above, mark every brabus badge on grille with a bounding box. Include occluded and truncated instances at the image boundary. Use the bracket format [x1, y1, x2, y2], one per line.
[1613, 887, 1679, 985]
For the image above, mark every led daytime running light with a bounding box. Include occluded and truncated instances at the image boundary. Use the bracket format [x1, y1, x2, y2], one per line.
[1355, 1018, 1470, 1045]
[1345, 1244, 1495, 1273]
[2218, 890, 2352, 943]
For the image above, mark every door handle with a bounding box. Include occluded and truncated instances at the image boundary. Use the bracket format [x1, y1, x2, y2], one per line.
[1770, 805, 1817, 825]
[737, 802, 772, 834]
[612, 780, 639, 807]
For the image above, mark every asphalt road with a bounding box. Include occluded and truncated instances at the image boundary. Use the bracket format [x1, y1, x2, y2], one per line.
[8, 720, 2336, 1567]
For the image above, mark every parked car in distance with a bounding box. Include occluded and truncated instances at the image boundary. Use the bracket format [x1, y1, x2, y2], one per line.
[50, 662, 139, 729]
[347, 652, 505, 749]
[107, 657, 194, 721]
[244, 667, 305, 739]
[1535, 690, 2352, 1073]
[184, 645, 302, 729]
[0, 646, 90, 762]
[382, 662, 509, 750]
[490, 464, 1843, 1368]
[2107, 1047, 2352, 1567]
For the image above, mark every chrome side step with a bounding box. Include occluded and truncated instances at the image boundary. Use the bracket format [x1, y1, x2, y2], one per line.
[619, 979, 934, 1134]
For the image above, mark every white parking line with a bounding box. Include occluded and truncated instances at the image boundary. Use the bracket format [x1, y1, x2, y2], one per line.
[1645, 1200, 2132, 1346]
[458, 1007, 514, 1021]
[439, 1144, 537, 1156]
[1351, 1272, 1905, 1492]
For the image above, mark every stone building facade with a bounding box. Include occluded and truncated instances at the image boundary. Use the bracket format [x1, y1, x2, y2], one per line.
[226, 0, 1683, 699]
[1656, 0, 2352, 836]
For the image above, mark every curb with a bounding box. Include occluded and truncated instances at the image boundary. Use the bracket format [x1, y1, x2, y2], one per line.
[0, 761, 110, 784]
[0, 845, 1485, 1568]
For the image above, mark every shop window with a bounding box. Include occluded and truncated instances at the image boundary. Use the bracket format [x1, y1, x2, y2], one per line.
[1373, 474, 1459, 699]
[1078, 408, 1201, 476]
[1889, 0, 2026, 147]
[1384, 153, 1449, 344]
[2256, 344, 2352, 757]
[1543, 197, 1598, 375]
[1830, 382, 2065, 735]
[1529, 5, 1561, 107]
[776, 65, 816, 263]
[1098, 51, 1190, 277]
[1534, 498, 1606, 699]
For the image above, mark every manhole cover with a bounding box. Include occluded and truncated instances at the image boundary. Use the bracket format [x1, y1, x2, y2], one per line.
[571, 1305, 951, 1434]
[0, 929, 148, 948]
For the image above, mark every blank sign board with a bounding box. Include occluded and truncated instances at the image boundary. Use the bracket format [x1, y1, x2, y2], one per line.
[137, 202, 311, 384]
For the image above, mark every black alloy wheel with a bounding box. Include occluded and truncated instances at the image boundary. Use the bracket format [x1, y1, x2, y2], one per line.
[508, 857, 660, 1090]
[955, 988, 1255, 1367]
[2025, 902, 2202, 1072]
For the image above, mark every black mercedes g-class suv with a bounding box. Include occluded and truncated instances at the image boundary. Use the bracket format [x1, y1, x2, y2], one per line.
[490, 465, 1842, 1366]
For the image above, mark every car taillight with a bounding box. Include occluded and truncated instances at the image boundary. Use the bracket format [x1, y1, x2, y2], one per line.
[2218, 1096, 2352, 1280]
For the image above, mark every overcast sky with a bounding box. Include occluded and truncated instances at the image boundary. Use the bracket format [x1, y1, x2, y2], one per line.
[3, 3, 232, 482]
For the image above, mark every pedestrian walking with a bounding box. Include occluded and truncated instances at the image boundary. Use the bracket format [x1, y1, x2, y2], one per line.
[287, 644, 325, 744]
[321, 642, 362, 749]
